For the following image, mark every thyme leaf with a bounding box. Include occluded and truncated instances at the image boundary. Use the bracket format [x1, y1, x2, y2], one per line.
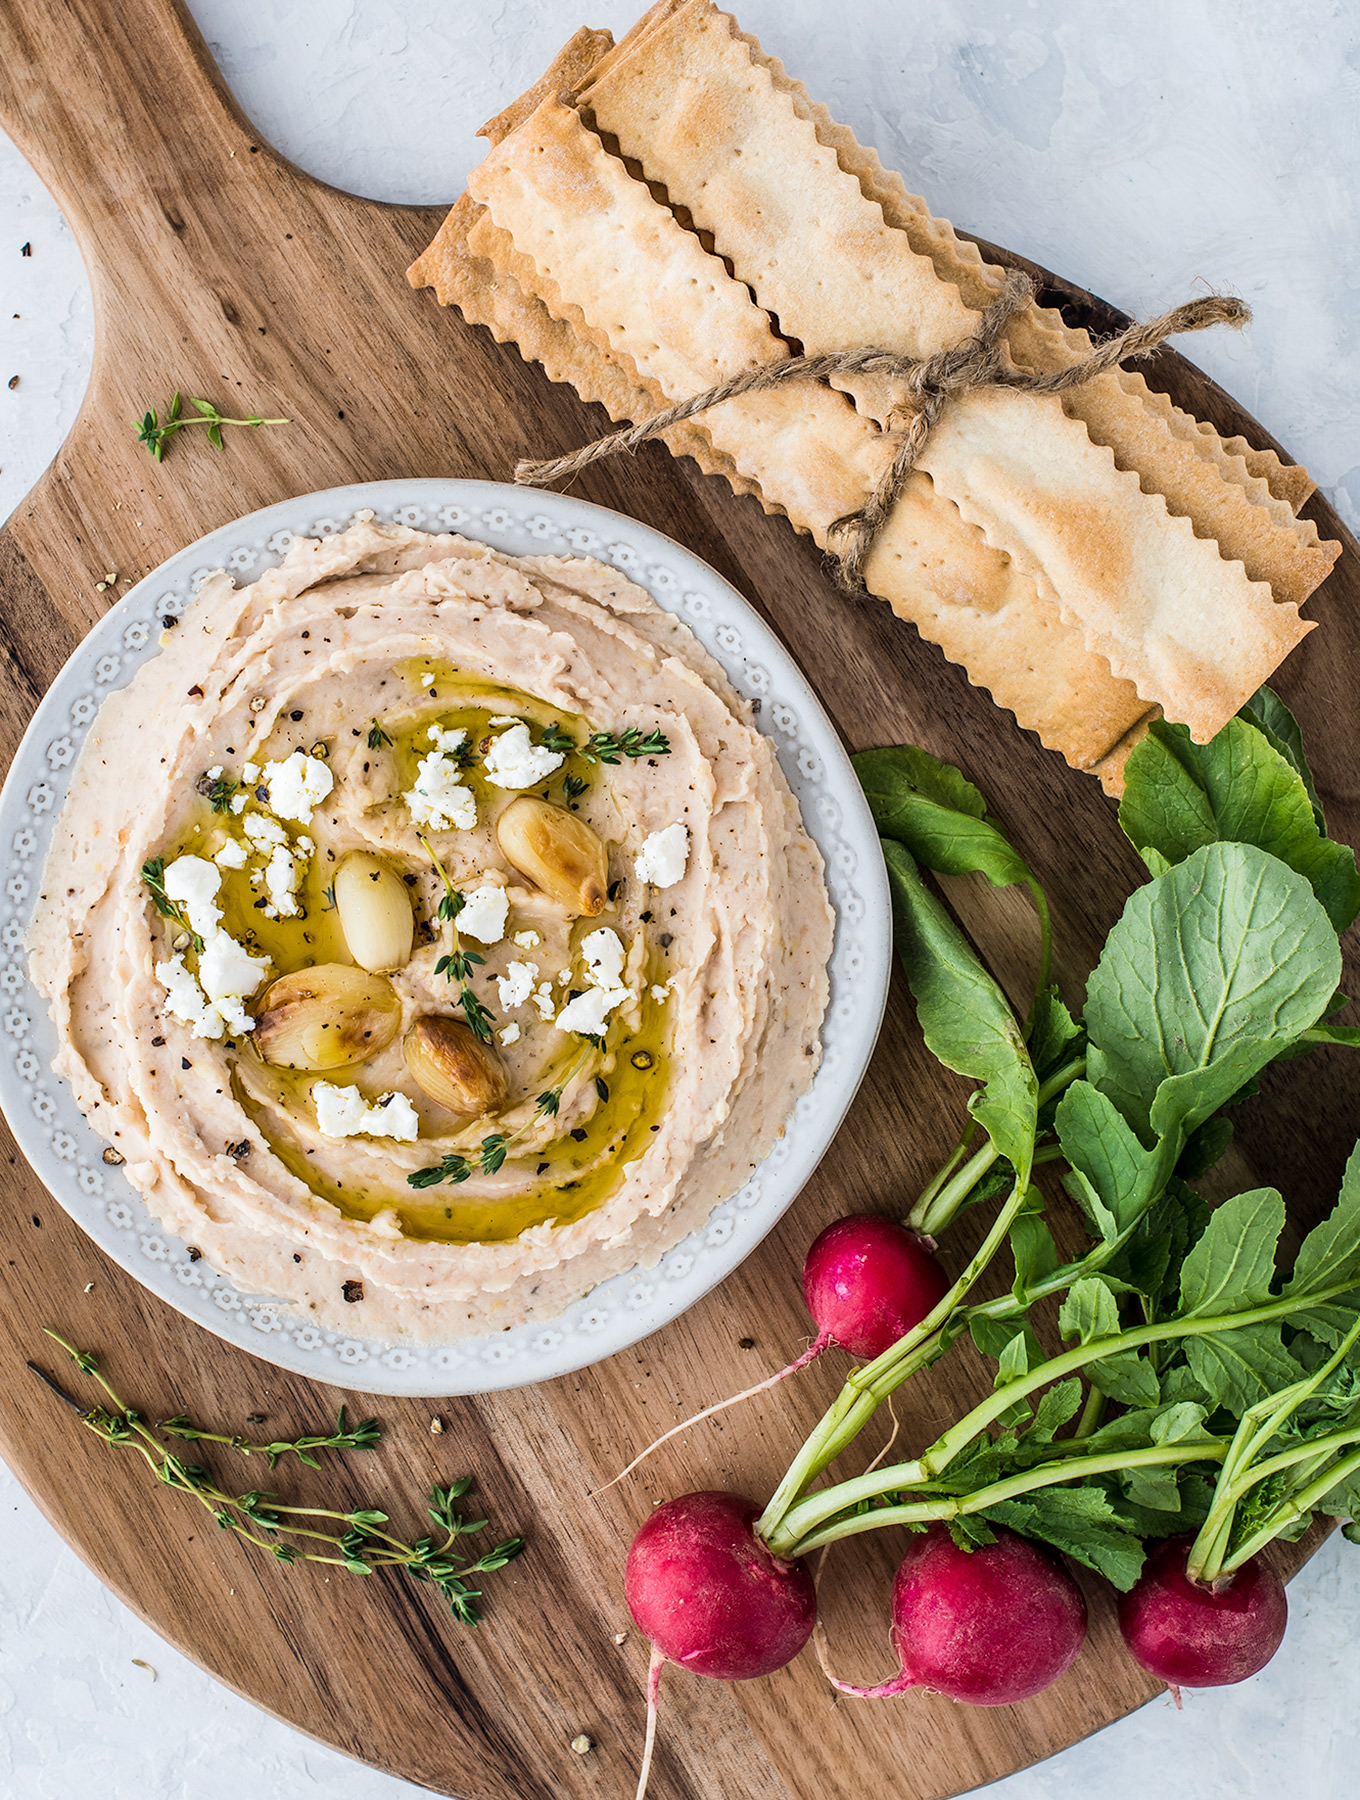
[135, 391, 290, 463]
[140, 857, 203, 953]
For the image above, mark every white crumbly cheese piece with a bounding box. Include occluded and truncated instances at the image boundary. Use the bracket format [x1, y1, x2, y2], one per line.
[242, 762, 260, 782]
[482, 723, 564, 788]
[512, 929, 541, 949]
[497, 960, 538, 1009]
[581, 927, 626, 991]
[163, 855, 223, 937]
[262, 750, 334, 825]
[230, 793, 248, 814]
[420, 672, 436, 686]
[427, 724, 468, 755]
[556, 985, 627, 1038]
[532, 982, 557, 1020]
[242, 811, 287, 849]
[156, 953, 226, 1040]
[405, 750, 476, 831]
[313, 1083, 420, 1141]
[498, 1022, 521, 1046]
[634, 823, 690, 888]
[159, 855, 269, 1036]
[206, 765, 223, 781]
[197, 932, 269, 1008]
[264, 845, 302, 918]
[459, 883, 509, 944]
[651, 982, 673, 1004]
[213, 838, 248, 870]
[488, 715, 520, 726]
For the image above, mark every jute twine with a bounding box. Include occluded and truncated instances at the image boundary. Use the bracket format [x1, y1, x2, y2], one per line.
[514, 269, 1250, 592]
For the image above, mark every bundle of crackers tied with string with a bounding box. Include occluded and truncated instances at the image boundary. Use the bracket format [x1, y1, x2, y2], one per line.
[407, 0, 1339, 793]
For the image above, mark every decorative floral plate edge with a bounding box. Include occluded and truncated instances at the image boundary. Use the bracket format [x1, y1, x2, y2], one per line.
[0, 479, 890, 1397]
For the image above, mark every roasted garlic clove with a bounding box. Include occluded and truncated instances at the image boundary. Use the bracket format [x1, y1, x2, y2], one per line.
[495, 796, 608, 916]
[403, 1015, 508, 1116]
[334, 851, 414, 973]
[255, 964, 402, 1070]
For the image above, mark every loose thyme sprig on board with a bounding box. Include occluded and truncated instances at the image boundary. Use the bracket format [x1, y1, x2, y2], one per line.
[408, 1045, 594, 1189]
[135, 391, 291, 462]
[420, 833, 496, 1043]
[36, 1333, 524, 1625]
[140, 857, 203, 952]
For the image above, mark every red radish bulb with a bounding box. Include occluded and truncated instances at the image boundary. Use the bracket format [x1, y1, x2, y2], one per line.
[625, 1492, 816, 1800]
[828, 1523, 1087, 1706]
[803, 1213, 951, 1359]
[595, 1214, 949, 1496]
[626, 1491, 817, 1680]
[1117, 1536, 1287, 1691]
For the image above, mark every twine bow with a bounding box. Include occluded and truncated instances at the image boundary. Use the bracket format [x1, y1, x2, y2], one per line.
[514, 269, 1250, 592]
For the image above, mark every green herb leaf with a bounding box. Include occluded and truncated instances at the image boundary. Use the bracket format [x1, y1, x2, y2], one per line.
[1178, 1187, 1286, 1317]
[882, 840, 1037, 1179]
[1119, 717, 1360, 931]
[983, 1486, 1146, 1590]
[1185, 1323, 1302, 1416]
[855, 745, 1034, 889]
[1054, 1080, 1161, 1239]
[1084, 843, 1341, 1145]
[1238, 685, 1326, 828]
[1027, 986, 1085, 1084]
[1060, 1276, 1121, 1345]
[1286, 1142, 1360, 1299]
[1090, 1350, 1161, 1409]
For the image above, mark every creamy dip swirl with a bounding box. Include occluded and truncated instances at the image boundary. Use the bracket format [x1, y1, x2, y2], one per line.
[29, 517, 833, 1342]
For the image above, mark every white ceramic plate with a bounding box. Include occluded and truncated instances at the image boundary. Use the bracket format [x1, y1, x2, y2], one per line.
[0, 480, 890, 1396]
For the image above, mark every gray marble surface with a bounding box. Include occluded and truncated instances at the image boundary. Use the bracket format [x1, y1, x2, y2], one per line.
[2, 2, 1358, 1795]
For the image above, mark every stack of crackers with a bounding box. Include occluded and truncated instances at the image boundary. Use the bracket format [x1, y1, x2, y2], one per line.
[409, 0, 1339, 791]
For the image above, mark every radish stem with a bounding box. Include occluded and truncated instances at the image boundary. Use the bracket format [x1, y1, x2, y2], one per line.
[635, 1646, 664, 1800]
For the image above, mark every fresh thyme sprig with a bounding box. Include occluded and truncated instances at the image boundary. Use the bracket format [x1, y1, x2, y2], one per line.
[408, 1046, 594, 1189]
[196, 770, 239, 813]
[420, 833, 495, 1043]
[562, 774, 588, 802]
[158, 1404, 381, 1470]
[135, 391, 291, 463]
[581, 726, 670, 765]
[38, 1333, 524, 1625]
[140, 857, 204, 953]
[367, 719, 393, 750]
[538, 723, 575, 756]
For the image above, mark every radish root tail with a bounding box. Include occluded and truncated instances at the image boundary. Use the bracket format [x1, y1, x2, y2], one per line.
[635, 1646, 665, 1800]
[590, 1333, 831, 1497]
[814, 1620, 915, 1700]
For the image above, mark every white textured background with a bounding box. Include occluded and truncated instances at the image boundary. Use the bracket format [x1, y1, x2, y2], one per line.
[2, 2, 1359, 1796]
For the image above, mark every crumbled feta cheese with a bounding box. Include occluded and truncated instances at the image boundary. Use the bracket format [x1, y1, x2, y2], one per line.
[242, 763, 260, 782]
[635, 823, 690, 888]
[215, 995, 255, 1036]
[532, 982, 557, 1020]
[581, 927, 626, 992]
[498, 1022, 521, 1047]
[404, 750, 476, 831]
[651, 982, 673, 1004]
[242, 811, 287, 849]
[264, 845, 302, 918]
[206, 765, 223, 781]
[498, 960, 539, 1009]
[482, 723, 564, 788]
[214, 838, 248, 870]
[295, 835, 315, 858]
[163, 856, 223, 937]
[556, 984, 627, 1037]
[262, 749, 334, 824]
[459, 883, 509, 944]
[421, 672, 436, 686]
[513, 929, 541, 949]
[230, 793, 248, 814]
[488, 715, 520, 727]
[313, 1083, 420, 1141]
[156, 953, 225, 1040]
[197, 932, 268, 1007]
[426, 724, 467, 755]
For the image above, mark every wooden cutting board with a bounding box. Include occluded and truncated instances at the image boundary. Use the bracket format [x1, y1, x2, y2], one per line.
[1, 3, 1356, 1796]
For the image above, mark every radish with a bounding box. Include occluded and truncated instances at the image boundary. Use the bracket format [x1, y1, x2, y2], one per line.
[596, 1214, 948, 1492]
[1117, 1535, 1287, 1694]
[625, 1491, 816, 1798]
[824, 1523, 1087, 1706]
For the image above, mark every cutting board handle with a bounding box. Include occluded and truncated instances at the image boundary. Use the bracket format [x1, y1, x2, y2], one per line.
[0, 0, 259, 262]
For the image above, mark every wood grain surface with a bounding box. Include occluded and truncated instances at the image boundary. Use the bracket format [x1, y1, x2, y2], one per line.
[0, 3, 1355, 1797]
